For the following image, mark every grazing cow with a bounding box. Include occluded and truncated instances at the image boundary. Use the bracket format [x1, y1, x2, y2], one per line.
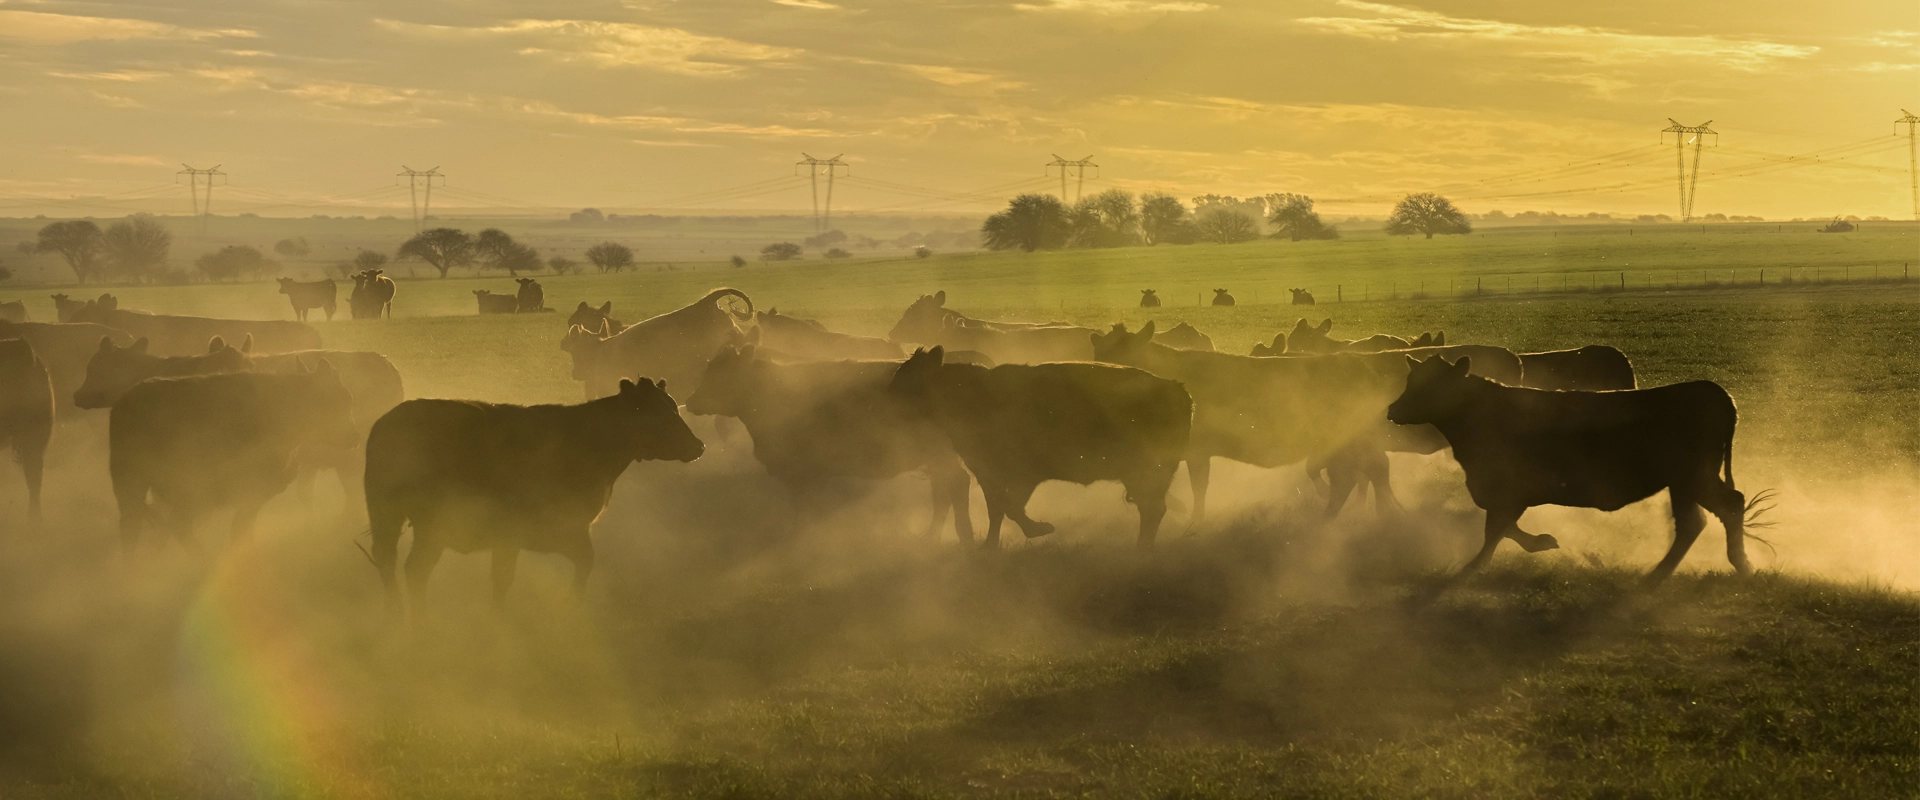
[473, 290, 518, 315]
[927, 315, 1095, 364]
[753, 308, 902, 361]
[1139, 289, 1161, 308]
[111, 364, 357, 546]
[1211, 289, 1235, 306]
[277, 278, 338, 322]
[50, 294, 85, 323]
[686, 347, 973, 539]
[0, 320, 134, 420]
[349, 270, 395, 319]
[1285, 318, 1412, 354]
[1518, 346, 1637, 391]
[0, 339, 52, 519]
[888, 346, 1191, 548]
[1092, 323, 1406, 525]
[1387, 355, 1747, 582]
[569, 301, 624, 334]
[1290, 288, 1315, 306]
[886, 291, 1074, 346]
[364, 377, 704, 608]
[1151, 321, 1214, 352]
[0, 302, 27, 323]
[560, 288, 753, 399]
[69, 295, 321, 355]
[515, 278, 546, 313]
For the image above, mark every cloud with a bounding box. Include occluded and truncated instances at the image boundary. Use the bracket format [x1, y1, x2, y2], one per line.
[771, 0, 841, 8]
[48, 70, 169, 82]
[0, 9, 256, 44]
[375, 18, 798, 76]
[1014, 0, 1216, 13]
[73, 152, 167, 165]
[1297, 1, 1816, 70]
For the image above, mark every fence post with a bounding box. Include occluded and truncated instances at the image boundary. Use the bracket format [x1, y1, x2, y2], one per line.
[1476, 277, 1481, 296]
[1619, 272, 1624, 290]
[1337, 284, 1342, 302]
[1760, 268, 1764, 285]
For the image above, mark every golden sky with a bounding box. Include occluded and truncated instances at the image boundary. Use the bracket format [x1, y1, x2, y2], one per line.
[0, 0, 1915, 218]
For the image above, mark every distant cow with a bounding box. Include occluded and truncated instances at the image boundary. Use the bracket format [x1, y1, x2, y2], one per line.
[1518, 346, 1636, 391]
[0, 302, 27, 323]
[111, 365, 357, 546]
[1139, 290, 1160, 308]
[515, 278, 546, 313]
[753, 308, 902, 361]
[561, 288, 753, 399]
[889, 346, 1191, 548]
[1285, 319, 1411, 354]
[50, 294, 85, 323]
[1290, 288, 1314, 306]
[474, 290, 518, 315]
[277, 278, 338, 322]
[1388, 355, 1748, 583]
[886, 291, 1075, 346]
[69, 294, 321, 355]
[686, 347, 972, 540]
[1092, 323, 1406, 526]
[1151, 321, 1214, 352]
[0, 339, 52, 519]
[569, 301, 624, 334]
[364, 377, 704, 608]
[349, 270, 395, 319]
[0, 320, 135, 420]
[1211, 289, 1235, 306]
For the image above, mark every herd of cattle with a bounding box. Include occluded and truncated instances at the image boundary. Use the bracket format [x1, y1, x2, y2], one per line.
[0, 283, 1753, 610]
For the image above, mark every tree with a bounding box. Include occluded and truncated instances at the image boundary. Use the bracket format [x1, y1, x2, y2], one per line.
[804, 229, 847, 249]
[1140, 193, 1198, 245]
[547, 256, 581, 275]
[1192, 195, 1269, 233]
[730, 255, 747, 268]
[760, 242, 802, 261]
[1067, 189, 1141, 248]
[476, 229, 540, 275]
[397, 228, 474, 278]
[35, 220, 105, 283]
[196, 245, 275, 281]
[273, 237, 310, 258]
[824, 247, 851, 259]
[569, 208, 605, 223]
[981, 193, 1070, 252]
[352, 250, 389, 273]
[914, 246, 932, 259]
[1266, 194, 1339, 241]
[1194, 208, 1260, 244]
[585, 241, 634, 273]
[101, 216, 172, 280]
[1386, 193, 1472, 239]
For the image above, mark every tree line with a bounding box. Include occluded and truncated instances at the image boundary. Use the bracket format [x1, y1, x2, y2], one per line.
[981, 191, 1472, 252]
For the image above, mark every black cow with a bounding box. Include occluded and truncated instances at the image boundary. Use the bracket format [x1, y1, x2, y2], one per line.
[1290, 288, 1314, 306]
[1387, 355, 1747, 582]
[278, 278, 338, 322]
[474, 290, 518, 315]
[0, 339, 52, 519]
[568, 301, 624, 334]
[1285, 318, 1411, 354]
[515, 278, 546, 313]
[0, 302, 27, 323]
[1211, 289, 1235, 306]
[1518, 346, 1637, 391]
[350, 270, 396, 319]
[1139, 289, 1161, 308]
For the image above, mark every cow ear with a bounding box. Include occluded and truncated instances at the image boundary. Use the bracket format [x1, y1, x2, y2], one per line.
[618, 378, 636, 392]
[1138, 320, 1156, 338]
[130, 337, 148, 355]
[1451, 357, 1472, 377]
[599, 302, 612, 314]
[242, 334, 254, 354]
[655, 379, 667, 391]
[207, 336, 225, 353]
[1435, 331, 1446, 346]
[576, 301, 590, 312]
[1318, 319, 1333, 333]
[933, 290, 945, 305]
[98, 336, 117, 353]
[1405, 355, 1420, 372]
[927, 345, 945, 362]
[312, 358, 335, 375]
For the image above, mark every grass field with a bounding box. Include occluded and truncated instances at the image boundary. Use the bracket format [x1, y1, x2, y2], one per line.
[0, 226, 1914, 798]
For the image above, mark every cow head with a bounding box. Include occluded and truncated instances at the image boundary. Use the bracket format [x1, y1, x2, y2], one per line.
[1090, 322, 1153, 366]
[1285, 318, 1336, 353]
[887, 290, 946, 344]
[277, 277, 296, 294]
[296, 359, 360, 448]
[567, 301, 614, 331]
[560, 322, 611, 382]
[684, 346, 758, 417]
[609, 377, 704, 463]
[1388, 355, 1475, 426]
[888, 346, 947, 410]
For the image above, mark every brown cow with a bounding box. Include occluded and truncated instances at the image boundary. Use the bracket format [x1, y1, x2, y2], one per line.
[1388, 355, 1746, 583]
[110, 364, 356, 546]
[1518, 346, 1637, 391]
[0, 302, 27, 323]
[686, 347, 973, 540]
[277, 278, 338, 321]
[888, 346, 1192, 549]
[50, 294, 86, 323]
[473, 290, 518, 315]
[515, 278, 546, 313]
[70, 294, 321, 355]
[560, 288, 753, 399]
[0, 320, 134, 420]
[752, 308, 901, 361]
[568, 301, 624, 334]
[349, 270, 396, 319]
[0, 339, 52, 519]
[364, 377, 704, 608]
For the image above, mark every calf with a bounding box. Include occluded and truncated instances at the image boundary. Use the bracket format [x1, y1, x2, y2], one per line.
[349, 270, 396, 319]
[1518, 346, 1636, 391]
[474, 290, 519, 315]
[1139, 289, 1160, 308]
[569, 301, 624, 334]
[1387, 355, 1747, 582]
[515, 278, 546, 313]
[0, 302, 27, 323]
[560, 288, 753, 399]
[0, 320, 134, 419]
[111, 364, 357, 546]
[0, 339, 52, 519]
[686, 347, 971, 540]
[364, 377, 704, 608]
[70, 295, 321, 355]
[277, 278, 338, 322]
[753, 308, 902, 361]
[1290, 288, 1314, 306]
[1284, 318, 1411, 354]
[889, 346, 1191, 548]
[50, 294, 85, 323]
[1211, 289, 1235, 306]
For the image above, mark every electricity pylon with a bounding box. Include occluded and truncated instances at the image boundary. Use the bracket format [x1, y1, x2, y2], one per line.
[1899, 110, 1920, 222]
[1659, 120, 1716, 221]
[397, 166, 444, 231]
[1045, 154, 1098, 203]
[176, 164, 226, 235]
[795, 154, 848, 233]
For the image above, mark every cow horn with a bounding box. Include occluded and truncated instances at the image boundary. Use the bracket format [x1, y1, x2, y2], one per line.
[702, 288, 754, 319]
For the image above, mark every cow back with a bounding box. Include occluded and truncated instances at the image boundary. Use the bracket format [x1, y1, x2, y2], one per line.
[0, 339, 53, 445]
[938, 362, 1191, 483]
[0, 321, 135, 419]
[1519, 346, 1637, 391]
[75, 307, 320, 356]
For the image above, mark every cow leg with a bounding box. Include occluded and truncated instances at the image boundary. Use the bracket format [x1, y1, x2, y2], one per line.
[1649, 493, 1706, 583]
[323, 302, 337, 321]
[490, 547, 520, 608]
[929, 463, 973, 543]
[1185, 455, 1211, 531]
[1003, 482, 1054, 539]
[19, 445, 44, 522]
[403, 539, 445, 606]
[562, 536, 595, 595]
[979, 480, 1007, 549]
[923, 475, 951, 539]
[1462, 506, 1525, 576]
[1362, 451, 1403, 517]
[1322, 459, 1360, 519]
[113, 477, 149, 549]
[1701, 481, 1750, 575]
[368, 503, 405, 613]
[1128, 469, 1175, 550]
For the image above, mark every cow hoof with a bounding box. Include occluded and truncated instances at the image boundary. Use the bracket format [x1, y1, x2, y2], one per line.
[1021, 521, 1056, 539]
[1520, 533, 1560, 553]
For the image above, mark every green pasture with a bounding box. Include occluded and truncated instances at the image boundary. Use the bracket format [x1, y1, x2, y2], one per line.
[0, 226, 1915, 798]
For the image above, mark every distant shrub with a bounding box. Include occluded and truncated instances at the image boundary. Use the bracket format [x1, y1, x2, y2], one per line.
[730, 255, 747, 268]
[824, 248, 851, 260]
[914, 246, 932, 259]
[761, 242, 802, 262]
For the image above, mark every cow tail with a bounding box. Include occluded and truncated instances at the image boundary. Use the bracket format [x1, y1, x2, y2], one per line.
[1723, 436, 1735, 491]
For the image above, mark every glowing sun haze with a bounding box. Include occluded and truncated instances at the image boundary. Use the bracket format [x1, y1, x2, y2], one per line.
[1, 0, 1914, 218]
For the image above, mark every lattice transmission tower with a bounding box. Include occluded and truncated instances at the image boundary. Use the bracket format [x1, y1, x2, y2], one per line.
[397, 166, 444, 231]
[1660, 119, 1717, 221]
[1898, 109, 1919, 222]
[176, 164, 226, 235]
[1045, 155, 1098, 203]
[796, 154, 848, 233]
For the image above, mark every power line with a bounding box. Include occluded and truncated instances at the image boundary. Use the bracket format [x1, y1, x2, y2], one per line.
[1899, 109, 1919, 221]
[795, 153, 848, 233]
[1660, 119, 1717, 221]
[397, 166, 443, 231]
[176, 164, 226, 235]
[1045, 154, 1097, 203]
